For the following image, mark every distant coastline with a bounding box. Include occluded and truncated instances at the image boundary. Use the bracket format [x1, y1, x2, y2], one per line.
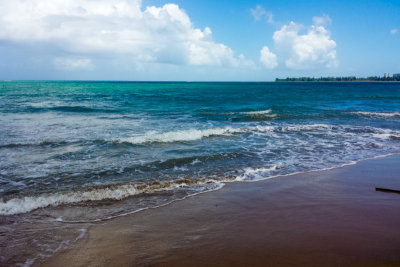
[275, 76, 400, 82]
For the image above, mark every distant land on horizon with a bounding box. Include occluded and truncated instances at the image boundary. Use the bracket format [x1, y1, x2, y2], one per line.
[276, 75, 400, 82]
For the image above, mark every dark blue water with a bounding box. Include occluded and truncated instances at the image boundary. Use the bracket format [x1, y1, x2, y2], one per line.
[1, 81, 400, 265]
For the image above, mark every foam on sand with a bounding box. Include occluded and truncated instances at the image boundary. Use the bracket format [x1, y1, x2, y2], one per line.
[236, 163, 285, 181]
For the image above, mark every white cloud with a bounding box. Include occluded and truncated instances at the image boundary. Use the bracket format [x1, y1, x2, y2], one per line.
[250, 5, 266, 21]
[273, 21, 337, 70]
[250, 5, 273, 24]
[312, 14, 332, 26]
[259, 46, 277, 69]
[391, 29, 398, 35]
[54, 57, 93, 71]
[0, 0, 247, 67]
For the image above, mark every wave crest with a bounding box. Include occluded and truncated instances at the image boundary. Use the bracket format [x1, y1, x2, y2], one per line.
[0, 179, 220, 215]
[241, 109, 273, 115]
[2, 124, 398, 148]
[352, 111, 400, 118]
[116, 127, 245, 144]
[116, 124, 340, 145]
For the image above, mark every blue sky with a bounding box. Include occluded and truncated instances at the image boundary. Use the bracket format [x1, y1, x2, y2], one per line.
[0, 0, 399, 81]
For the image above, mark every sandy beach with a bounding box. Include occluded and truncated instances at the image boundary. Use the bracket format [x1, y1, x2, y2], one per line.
[40, 155, 400, 267]
[2, 0, 400, 265]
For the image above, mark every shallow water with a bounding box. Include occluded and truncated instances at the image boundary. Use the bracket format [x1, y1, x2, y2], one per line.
[1, 81, 400, 265]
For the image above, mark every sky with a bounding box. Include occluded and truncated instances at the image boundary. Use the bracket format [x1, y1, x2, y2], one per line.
[0, 0, 399, 81]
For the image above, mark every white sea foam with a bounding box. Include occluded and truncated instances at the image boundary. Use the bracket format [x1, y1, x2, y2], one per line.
[240, 109, 277, 119]
[202, 110, 275, 116]
[63, 182, 226, 224]
[0, 185, 135, 215]
[112, 124, 399, 144]
[117, 127, 247, 144]
[282, 124, 335, 131]
[238, 153, 399, 184]
[190, 159, 202, 165]
[0, 123, 355, 151]
[3, 152, 399, 216]
[241, 109, 273, 115]
[372, 133, 400, 140]
[74, 228, 87, 242]
[3, 123, 393, 152]
[115, 125, 271, 145]
[236, 163, 285, 181]
[3, 123, 400, 216]
[352, 111, 400, 118]
[0, 179, 217, 215]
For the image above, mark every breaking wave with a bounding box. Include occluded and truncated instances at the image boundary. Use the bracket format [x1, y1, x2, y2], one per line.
[114, 124, 335, 144]
[352, 111, 400, 118]
[241, 109, 273, 115]
[0, 179, 221, 215]
[2, 124, 399, 148]
[116, 127, 246, 144]
[2, 123, 400, 216]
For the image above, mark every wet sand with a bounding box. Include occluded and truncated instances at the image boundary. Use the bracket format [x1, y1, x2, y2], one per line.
[42, 155, 400, 267]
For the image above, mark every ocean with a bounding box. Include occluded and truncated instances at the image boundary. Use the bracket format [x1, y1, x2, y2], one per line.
[1, 81, 400, 265]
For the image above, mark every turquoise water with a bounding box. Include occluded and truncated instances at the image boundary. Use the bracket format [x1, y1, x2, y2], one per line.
[1, 81, 400, 265]
[1, 81, 400, 217]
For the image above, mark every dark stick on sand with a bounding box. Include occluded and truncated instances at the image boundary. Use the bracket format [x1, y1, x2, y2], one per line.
[376, 187, 400, 194]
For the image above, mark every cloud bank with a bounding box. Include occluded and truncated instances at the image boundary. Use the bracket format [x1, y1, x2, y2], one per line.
[0, 1, 338, 78]
[0, 0, 247, 68]
[273, 21, 337, 69]
[259, 16, 337, 70]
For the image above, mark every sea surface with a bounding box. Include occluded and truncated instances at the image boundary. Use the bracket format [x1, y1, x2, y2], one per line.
[1, 81, 400, 265]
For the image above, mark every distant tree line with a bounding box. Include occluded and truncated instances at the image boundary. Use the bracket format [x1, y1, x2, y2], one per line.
[275, 76, 400, 82]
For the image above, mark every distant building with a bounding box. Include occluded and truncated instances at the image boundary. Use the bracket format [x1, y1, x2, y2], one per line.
[393, 73, 400, 78]
[384, 73, 390, 78]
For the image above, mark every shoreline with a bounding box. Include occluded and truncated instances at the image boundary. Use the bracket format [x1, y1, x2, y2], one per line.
[41, 154, 400, 266]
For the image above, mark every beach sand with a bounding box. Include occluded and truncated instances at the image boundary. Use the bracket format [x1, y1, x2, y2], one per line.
[42, 155, 400, 267]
